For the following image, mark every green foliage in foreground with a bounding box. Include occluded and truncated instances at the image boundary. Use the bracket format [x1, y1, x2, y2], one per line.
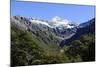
[11, 26, 69, 66]
[65, 34, 95, 62]
[11, 25, 95, 66]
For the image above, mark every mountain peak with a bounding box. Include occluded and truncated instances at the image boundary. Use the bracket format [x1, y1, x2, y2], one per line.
[51, 16, 76, 29]
[52, 16, 69, 25]
[52, 16, 62, 22]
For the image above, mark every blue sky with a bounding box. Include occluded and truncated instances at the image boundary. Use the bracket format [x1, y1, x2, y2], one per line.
[11, 0, 95, 23]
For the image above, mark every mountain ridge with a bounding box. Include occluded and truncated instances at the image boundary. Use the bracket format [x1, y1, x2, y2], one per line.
[11, 16, 95, 47]
[11, 16, 95, 66]
[11, 16, 78, 39]
[60, 18, 95, 47]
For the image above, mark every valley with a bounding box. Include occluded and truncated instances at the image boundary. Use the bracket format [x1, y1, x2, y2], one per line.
[11, 16, 95, 66]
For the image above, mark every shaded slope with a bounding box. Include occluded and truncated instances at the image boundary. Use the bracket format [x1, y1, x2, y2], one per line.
[60, 18, 95, 47]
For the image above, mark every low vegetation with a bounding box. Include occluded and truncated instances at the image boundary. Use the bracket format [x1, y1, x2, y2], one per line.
[11, 25, 95, 66]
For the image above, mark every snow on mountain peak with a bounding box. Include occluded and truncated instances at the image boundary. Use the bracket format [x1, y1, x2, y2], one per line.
[52, 16, 62, 22]
[29, 16, 76, 29]
[51, 16, 74, 28]
[30, 19, 52, 27]
[52, 16, 70, 25]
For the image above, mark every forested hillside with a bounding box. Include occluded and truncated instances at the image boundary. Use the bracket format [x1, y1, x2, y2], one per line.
[11, 17, 95, 66]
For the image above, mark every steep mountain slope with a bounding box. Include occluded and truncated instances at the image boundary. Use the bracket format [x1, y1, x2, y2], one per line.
[11, 24, 70, 66]
[11, 16, 95, 47]
[79, 18, 95, 28]
[50, 16, 77, 38]
[11, 16, 95, 66]
[11, 16, 62, 46]
[60, 18, 95, 47]
[11, 16, 75, 66]
[11, 16, 78, 46]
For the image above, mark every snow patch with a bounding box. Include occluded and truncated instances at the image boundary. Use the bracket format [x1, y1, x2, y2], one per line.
[30, 19, 52, 27]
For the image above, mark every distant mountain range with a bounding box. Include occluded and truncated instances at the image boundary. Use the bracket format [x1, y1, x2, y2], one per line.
[60, 18, 95, 47]
[11, 16, 95, 47]
[11, 16, 95, 66]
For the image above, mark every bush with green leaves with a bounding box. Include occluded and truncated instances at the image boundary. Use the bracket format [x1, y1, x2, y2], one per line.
[64, 34, 95, 62]
[11, 25, 69, 66]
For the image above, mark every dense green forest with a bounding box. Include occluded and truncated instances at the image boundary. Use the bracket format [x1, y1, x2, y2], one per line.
[11, 24, 95, 66]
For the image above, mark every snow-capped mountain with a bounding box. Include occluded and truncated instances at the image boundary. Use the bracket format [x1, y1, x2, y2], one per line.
[30, 18, 52, 28]
[29, 16, 77, 29]
[29, 16, 78, 38]
[52, 16, 69, 25]
[51, 16, 76, 28]
[11, 16, 95, 46]
[60, 18, 95, 47]
[11, 16, 78, 39]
